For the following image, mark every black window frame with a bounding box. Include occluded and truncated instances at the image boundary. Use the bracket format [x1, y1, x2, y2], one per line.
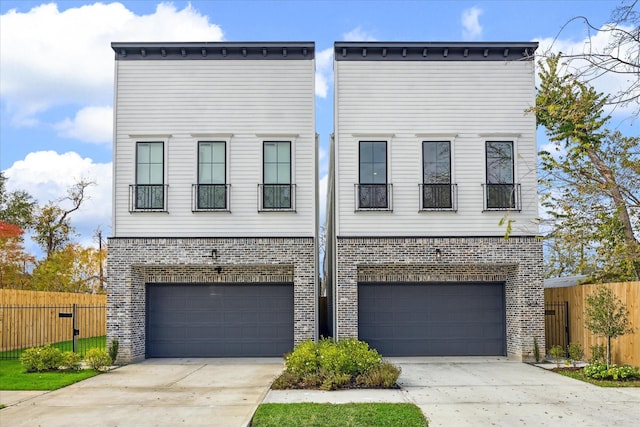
[262, 141, 293, 210]
[196, 141, 228, 210]
[485, 141, 517, 210]
[134, 141, 165, 211]
[357, 140, 389, 210]
[422, 140, 454, 210]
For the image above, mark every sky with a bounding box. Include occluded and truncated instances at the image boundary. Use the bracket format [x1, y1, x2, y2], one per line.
[0, 0, 636, 258]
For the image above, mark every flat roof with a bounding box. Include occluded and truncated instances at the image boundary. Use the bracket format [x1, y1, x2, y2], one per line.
[111, 42, 315, 61]
[334, 41, 538, 61]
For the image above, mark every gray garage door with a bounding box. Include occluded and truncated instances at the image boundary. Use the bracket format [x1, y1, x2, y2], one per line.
[146, 283, 293, 357]
[358, 282, 505, 356]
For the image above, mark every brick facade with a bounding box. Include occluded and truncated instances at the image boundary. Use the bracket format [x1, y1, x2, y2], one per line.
[335, 236, 544, 360]
[107, 237, 316, 363]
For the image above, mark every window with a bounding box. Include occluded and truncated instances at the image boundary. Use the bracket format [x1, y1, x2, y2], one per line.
[196, 141, 227, 210]
[422, 141, 454, 210]
[358, 141, 389, 209]
[134, 142, 165, 210]
[485, 141, 517, 210]
[262, 141, 292, 210]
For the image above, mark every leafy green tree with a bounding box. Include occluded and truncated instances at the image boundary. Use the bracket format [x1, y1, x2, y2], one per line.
[533, 54, 640, 281]
[585, 285, 633, 368]
[0, 172, 36, 230]
[30, 244, 104, 293]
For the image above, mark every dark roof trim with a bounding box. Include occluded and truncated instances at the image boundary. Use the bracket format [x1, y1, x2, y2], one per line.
[334, 42, 537, 62]
[111, 42, 315, 61]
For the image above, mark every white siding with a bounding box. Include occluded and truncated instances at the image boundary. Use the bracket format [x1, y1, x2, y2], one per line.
[335, 60, 539, 236]
[113, 59, 316, 237]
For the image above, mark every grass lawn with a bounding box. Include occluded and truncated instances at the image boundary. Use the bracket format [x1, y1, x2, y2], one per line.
[251, 403, 428, 427]
[0, 359, 99, 391]
[554, 369, 640, 387]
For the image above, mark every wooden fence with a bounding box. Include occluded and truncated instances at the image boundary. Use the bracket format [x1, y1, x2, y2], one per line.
[545, 282, 639, 366]
[0, 289, 107, 353]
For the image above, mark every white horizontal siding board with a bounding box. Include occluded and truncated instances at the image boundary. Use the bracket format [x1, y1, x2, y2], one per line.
[335, 60, 538, 237]
[113, 59, 315, 237]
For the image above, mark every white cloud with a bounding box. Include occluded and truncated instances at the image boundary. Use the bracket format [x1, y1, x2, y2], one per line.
[535, 23, 638, 116]
[343, 27, 377, 42]
[55, 106, 113, 145]
[315, 47, 334, 98]
[461, 7, 483, 40]
[4, 151, 113, 246]
[0, 2, 223, 138]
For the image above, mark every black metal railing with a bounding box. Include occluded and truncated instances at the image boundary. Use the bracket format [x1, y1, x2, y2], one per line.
[258, 184, 296, 211]
[482, 183, 521, 211]
[355, 183, 393, 211]
[545, 301, 569, 356]
[419, 183, 457, 211]
[192, 184, 230, 211]
[129, 184, 168, 212]
[0, 304, 107, 359]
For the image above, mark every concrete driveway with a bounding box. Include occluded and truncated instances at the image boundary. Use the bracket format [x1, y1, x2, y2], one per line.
[0, 358, 284, 427]
[391, 357, 640, 427]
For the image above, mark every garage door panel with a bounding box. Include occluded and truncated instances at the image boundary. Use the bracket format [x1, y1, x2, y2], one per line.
[359, 282, 505, 356]
[146, 283, 293, 357]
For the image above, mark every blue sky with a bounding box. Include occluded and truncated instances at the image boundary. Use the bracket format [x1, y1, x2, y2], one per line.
[0, 1, 633, 257]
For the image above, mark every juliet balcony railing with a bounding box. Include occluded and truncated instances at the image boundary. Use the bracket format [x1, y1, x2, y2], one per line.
[192, 184, 231, 212]
[129, 184, 168, 212]
[482, 183, 521, 211]
[355, 183, 393, 211]
[258, 183, 296, 212]
[419, 183, 457, 211]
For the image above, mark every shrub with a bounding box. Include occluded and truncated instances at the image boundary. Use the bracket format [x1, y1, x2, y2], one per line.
[277, 338, 392, 390]
[108, 338, 119, 363]
[533, 337, 541, 363]
[567, 342, 584, 367]
[584, 361, 640, 381]
[61, 351, 82, 371]
[589, 344, 606, 364]
[549, 345, 565, 368]
[284, 340, 319, 377]
[20, 345, 63, 372]
[355, 361, 401, 388]
[84, 348, 112, 371]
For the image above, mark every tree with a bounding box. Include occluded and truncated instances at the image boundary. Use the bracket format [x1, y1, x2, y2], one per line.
[32, 179, 94, 258]
[533, 54, 640, 281]
[548, 1, 640, 115]
[585, 285, 633, 368]
[0, 172, 36, 230]
[0, 221, 35, 288]
[30, 244, 105, 293]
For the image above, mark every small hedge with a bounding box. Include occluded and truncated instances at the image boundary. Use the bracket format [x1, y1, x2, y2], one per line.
[583, 362, 640, 381]
[273, 338, 400, 390]
[20, 345, 111, 373]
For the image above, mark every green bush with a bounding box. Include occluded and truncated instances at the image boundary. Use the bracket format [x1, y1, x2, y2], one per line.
[108, 338, 119, 363]
[533, 337, 541, 363]
[568, 342, 584, 367]
[84, 348, 112, 371]
[583, 361, 640, 381]
[278, 338, 393, 390]
[549, 345, 565, 367]
[284, 340, 319, 376]
[61, 351, 82, 371]
[20, 345, 63, 372]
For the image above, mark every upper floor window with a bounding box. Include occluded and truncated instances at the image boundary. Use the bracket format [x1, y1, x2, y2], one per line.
[421, 141, 455, 210]
[261, 141, 294, 210]
[132, 141, 166, 211]
[357, 141, 391, 210]
[194, 141, 229, 211]
[485, 141, 519, 210]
